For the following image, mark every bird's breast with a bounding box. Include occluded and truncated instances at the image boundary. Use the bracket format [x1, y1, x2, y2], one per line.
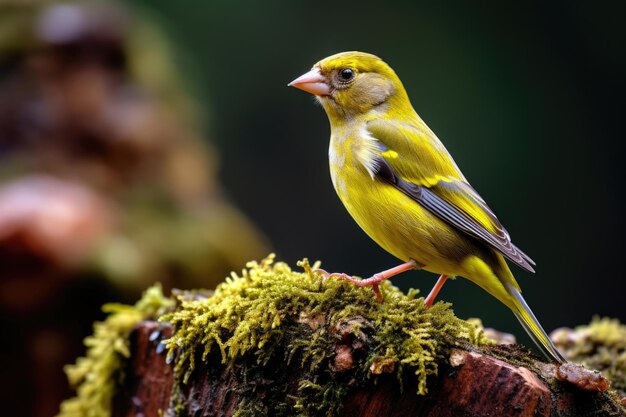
[328, 128, 380, 196]
[327, 128, 473, 275]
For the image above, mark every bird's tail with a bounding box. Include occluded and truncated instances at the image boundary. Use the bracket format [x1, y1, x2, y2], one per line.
[503, 281, 566, 364]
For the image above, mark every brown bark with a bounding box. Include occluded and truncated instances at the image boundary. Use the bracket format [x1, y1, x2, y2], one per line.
[112, 321, 626, 417]
[113, 322, 176, 417]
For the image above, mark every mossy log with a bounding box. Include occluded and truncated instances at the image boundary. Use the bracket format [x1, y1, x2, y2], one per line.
[58, 257, 626, 417]
[113, 321, 624, 417]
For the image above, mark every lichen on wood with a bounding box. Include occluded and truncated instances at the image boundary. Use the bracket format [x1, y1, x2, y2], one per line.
[553, 317, 626, 397]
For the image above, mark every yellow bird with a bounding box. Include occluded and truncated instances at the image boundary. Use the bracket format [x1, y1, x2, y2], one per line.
[289, 51, 565, 363]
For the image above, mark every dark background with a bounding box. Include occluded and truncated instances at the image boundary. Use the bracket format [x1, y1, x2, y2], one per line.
[128, 0, 626, 344]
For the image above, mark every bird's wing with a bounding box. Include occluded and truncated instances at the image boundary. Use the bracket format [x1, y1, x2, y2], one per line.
[366, 118, 466, 186]
[367, 119, 536, 272]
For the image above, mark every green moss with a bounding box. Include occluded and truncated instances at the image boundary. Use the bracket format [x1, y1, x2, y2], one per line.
[57, 285, 174, 417]
[162, 254, 488, 417]
[553, 317, 626, 396]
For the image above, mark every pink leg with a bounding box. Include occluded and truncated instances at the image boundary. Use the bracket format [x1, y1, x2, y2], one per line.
[424, 274, 449, 307]
[315, 260, 418, 302]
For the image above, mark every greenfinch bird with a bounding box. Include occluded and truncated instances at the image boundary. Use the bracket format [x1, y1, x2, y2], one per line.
[289, 51, 565, 363]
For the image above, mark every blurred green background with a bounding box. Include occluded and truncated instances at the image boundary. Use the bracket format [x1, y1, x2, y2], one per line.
[1, 1, 625, 416]
[129, 0, 625, 332]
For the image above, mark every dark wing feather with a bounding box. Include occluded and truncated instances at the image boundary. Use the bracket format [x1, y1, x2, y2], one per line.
[373, 158, 536, 273]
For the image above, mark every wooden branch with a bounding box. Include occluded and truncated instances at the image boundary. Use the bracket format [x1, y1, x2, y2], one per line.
[112, 321, 625, 417]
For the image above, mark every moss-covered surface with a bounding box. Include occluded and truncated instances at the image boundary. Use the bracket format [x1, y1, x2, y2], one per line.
[57, 255, 626, 416]
[161, 254, 488, 416]
[553, 317, 626, 397]
[56, 285, 174, 417]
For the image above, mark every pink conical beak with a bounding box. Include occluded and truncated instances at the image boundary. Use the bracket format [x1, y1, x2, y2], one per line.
[288, 67, 330, 96]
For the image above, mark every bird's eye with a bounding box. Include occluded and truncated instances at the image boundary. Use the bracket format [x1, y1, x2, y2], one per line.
[339, 68, 355, 82]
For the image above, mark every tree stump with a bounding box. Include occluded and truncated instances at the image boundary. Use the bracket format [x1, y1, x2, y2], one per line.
[112, 321, 626, 417]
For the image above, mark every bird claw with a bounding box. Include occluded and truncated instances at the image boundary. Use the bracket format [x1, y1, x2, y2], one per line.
[312, 268, 351, 281]
[372, 284, 383, 303]
[313, 268, 385, 302]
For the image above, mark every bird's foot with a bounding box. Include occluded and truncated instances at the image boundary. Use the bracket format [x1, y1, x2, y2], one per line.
[313, 268, 386, 302]
[313, 268, 352, 281]
[314, 261, 418, 303]
[338, 273, 388, 302]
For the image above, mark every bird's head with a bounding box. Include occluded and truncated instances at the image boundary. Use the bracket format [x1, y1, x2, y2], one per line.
[289, 51, 411, 123]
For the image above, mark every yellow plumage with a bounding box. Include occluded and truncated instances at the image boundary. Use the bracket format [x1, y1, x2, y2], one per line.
[289, 51, 565, 363]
